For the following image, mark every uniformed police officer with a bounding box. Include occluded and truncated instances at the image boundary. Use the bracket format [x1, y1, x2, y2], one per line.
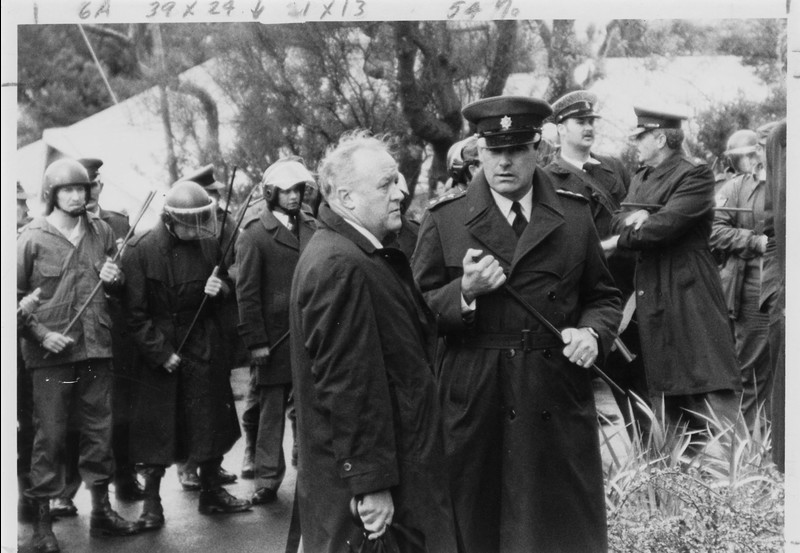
[175, 164, 242, 490]
[608, 106, 742, 440]
[710, 130, 772, 432]
[412, 96, 621, 553]
[543, 91, 650, 438]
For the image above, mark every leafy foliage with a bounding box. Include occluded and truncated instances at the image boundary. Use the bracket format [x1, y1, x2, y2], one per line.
[604, 396, 784, 552]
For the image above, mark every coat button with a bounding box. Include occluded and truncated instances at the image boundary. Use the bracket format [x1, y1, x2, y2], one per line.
[343, 462, 352, 472]
[637, 290, 644, 297]
[508, 409, 517, 421]
[506, 349, 516, 359]
[542, 349, 552, 359]
[547, 291, 557, 301]
[541, 410, 551, 421]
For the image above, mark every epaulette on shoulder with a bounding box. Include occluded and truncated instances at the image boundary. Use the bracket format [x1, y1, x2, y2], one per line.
[682, 155, 707, 168]
[556, 189, 589, 202]
[428, 189, 466, 211]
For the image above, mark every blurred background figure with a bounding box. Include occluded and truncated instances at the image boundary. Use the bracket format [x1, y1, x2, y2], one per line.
[710, 129, 772, 433]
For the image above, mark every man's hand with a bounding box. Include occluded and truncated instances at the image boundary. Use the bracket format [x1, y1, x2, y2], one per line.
[204, 274, 224, 297]
[99, 258, 121, 284]
[756, 234, 768, 254]
[250, 346, 270, 367]
[600, 235, 620, 258]
[163, 353, 181, 373]
[561, 327, 598, 368]
[18, 288, 41, 316]
[42, 332, 74, 354]
[461, 248, 506, 304]
[357, 490, 394, 540]
[624, 209, 649, 231]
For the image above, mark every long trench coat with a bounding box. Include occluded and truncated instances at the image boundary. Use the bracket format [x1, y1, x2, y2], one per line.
[122, 223, 240, 465]
[611, 152, 740, 396]
[235, 208, 315, 386]
[412, 168, 621, 553]
[290, 204, 457, 553]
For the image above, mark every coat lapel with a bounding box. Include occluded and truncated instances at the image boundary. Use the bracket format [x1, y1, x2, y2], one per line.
[260, 209, 299, 251]
[511, 169, 565, 270]
[464, 172, 517, 267]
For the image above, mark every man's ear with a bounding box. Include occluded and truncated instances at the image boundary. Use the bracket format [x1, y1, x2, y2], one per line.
[336, 186, 353, 210]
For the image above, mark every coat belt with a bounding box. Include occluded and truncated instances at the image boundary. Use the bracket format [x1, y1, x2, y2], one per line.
[444, 330, 563, 351]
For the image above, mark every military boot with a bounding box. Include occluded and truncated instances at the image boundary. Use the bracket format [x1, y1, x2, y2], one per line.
[137, 468, 165, 531]
[89, 482, 139, 537]
[114, 466, 146, 501]
[31, 499, 60, 553]
[197, 460, 251, 515]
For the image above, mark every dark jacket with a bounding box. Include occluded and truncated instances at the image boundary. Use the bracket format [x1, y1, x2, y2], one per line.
[122, 223, 240, 464]
[544, 153, 635, 296]
[17, 214, 121, 369]
[710, 173, 767, 319]
[235, 208, 315, 386]
[611, 152, 740, 395]
[412, 168, 621, 553]
[290, 204, 457, 553]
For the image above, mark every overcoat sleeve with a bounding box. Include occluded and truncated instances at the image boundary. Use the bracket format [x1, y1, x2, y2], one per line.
[411, 211, 469, 334]
[298, 253, 400, 497]
[576, 217, 623, 357]
[234, 230, 269, 350]
[709, 177, 762, 258]
[122, 242, 173, 368]
[614, 164, 714, 250]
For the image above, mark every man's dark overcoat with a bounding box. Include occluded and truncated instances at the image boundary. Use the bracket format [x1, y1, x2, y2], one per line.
[122, 223, 240, 465]
[412, 168, 621, 553]
[290, 204, 457, 553]
[611, 152, 741, 396]
[236, 208, 315, 386]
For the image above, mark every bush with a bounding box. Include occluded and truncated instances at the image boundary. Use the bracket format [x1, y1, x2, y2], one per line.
[604, 396, 784, 552]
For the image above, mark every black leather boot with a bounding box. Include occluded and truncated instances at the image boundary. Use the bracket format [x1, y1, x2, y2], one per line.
[31, 499, 60, 553]
[197, 460, 251, 515]
[114, 466, 146, 501]
[89, 482, 139, 537]
[137, 467, 165, 531]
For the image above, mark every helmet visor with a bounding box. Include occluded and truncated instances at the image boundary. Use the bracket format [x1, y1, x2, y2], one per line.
[165, 199, 218, 240]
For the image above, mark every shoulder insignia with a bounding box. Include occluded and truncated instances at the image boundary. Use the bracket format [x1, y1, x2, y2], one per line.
[556, 189, 589, 202]
[427, 189, 466, 211]
[682, 155, 706, 167]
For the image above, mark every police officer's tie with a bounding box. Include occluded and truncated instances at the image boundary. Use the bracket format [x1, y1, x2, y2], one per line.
[510, 201, 527, 237]
[289, 214, 299, 238]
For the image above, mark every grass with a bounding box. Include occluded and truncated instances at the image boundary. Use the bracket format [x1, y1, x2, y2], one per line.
[603, 394, 784, 552]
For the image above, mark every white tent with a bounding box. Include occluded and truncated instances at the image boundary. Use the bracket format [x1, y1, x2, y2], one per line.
[17, 58, 241, 229]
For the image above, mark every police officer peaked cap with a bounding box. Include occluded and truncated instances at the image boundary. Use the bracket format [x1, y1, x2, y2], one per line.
[183, 164, 225, 192]
[630, 106, 688, 138]
[462, 96, 552, 149]
[77, 158, 104, 181]
[261, 159, 315, 191]
[551, 90, 600, 124]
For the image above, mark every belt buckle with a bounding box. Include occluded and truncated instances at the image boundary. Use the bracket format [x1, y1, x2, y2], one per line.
[520, 329, 533, 352]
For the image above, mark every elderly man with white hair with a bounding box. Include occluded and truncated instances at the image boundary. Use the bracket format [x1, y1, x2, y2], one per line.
[235, 157, 317, 505]
[289, 131, 458, 553]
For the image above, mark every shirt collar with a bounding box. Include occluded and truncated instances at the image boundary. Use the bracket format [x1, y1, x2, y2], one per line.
[560, 152, 600, 171]
[272, 209, 292, 230]
[489, 185, 533, 222]
[343, 218, 384, 249]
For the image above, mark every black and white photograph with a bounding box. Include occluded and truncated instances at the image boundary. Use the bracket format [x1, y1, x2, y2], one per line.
[3, 1, 797, 551]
